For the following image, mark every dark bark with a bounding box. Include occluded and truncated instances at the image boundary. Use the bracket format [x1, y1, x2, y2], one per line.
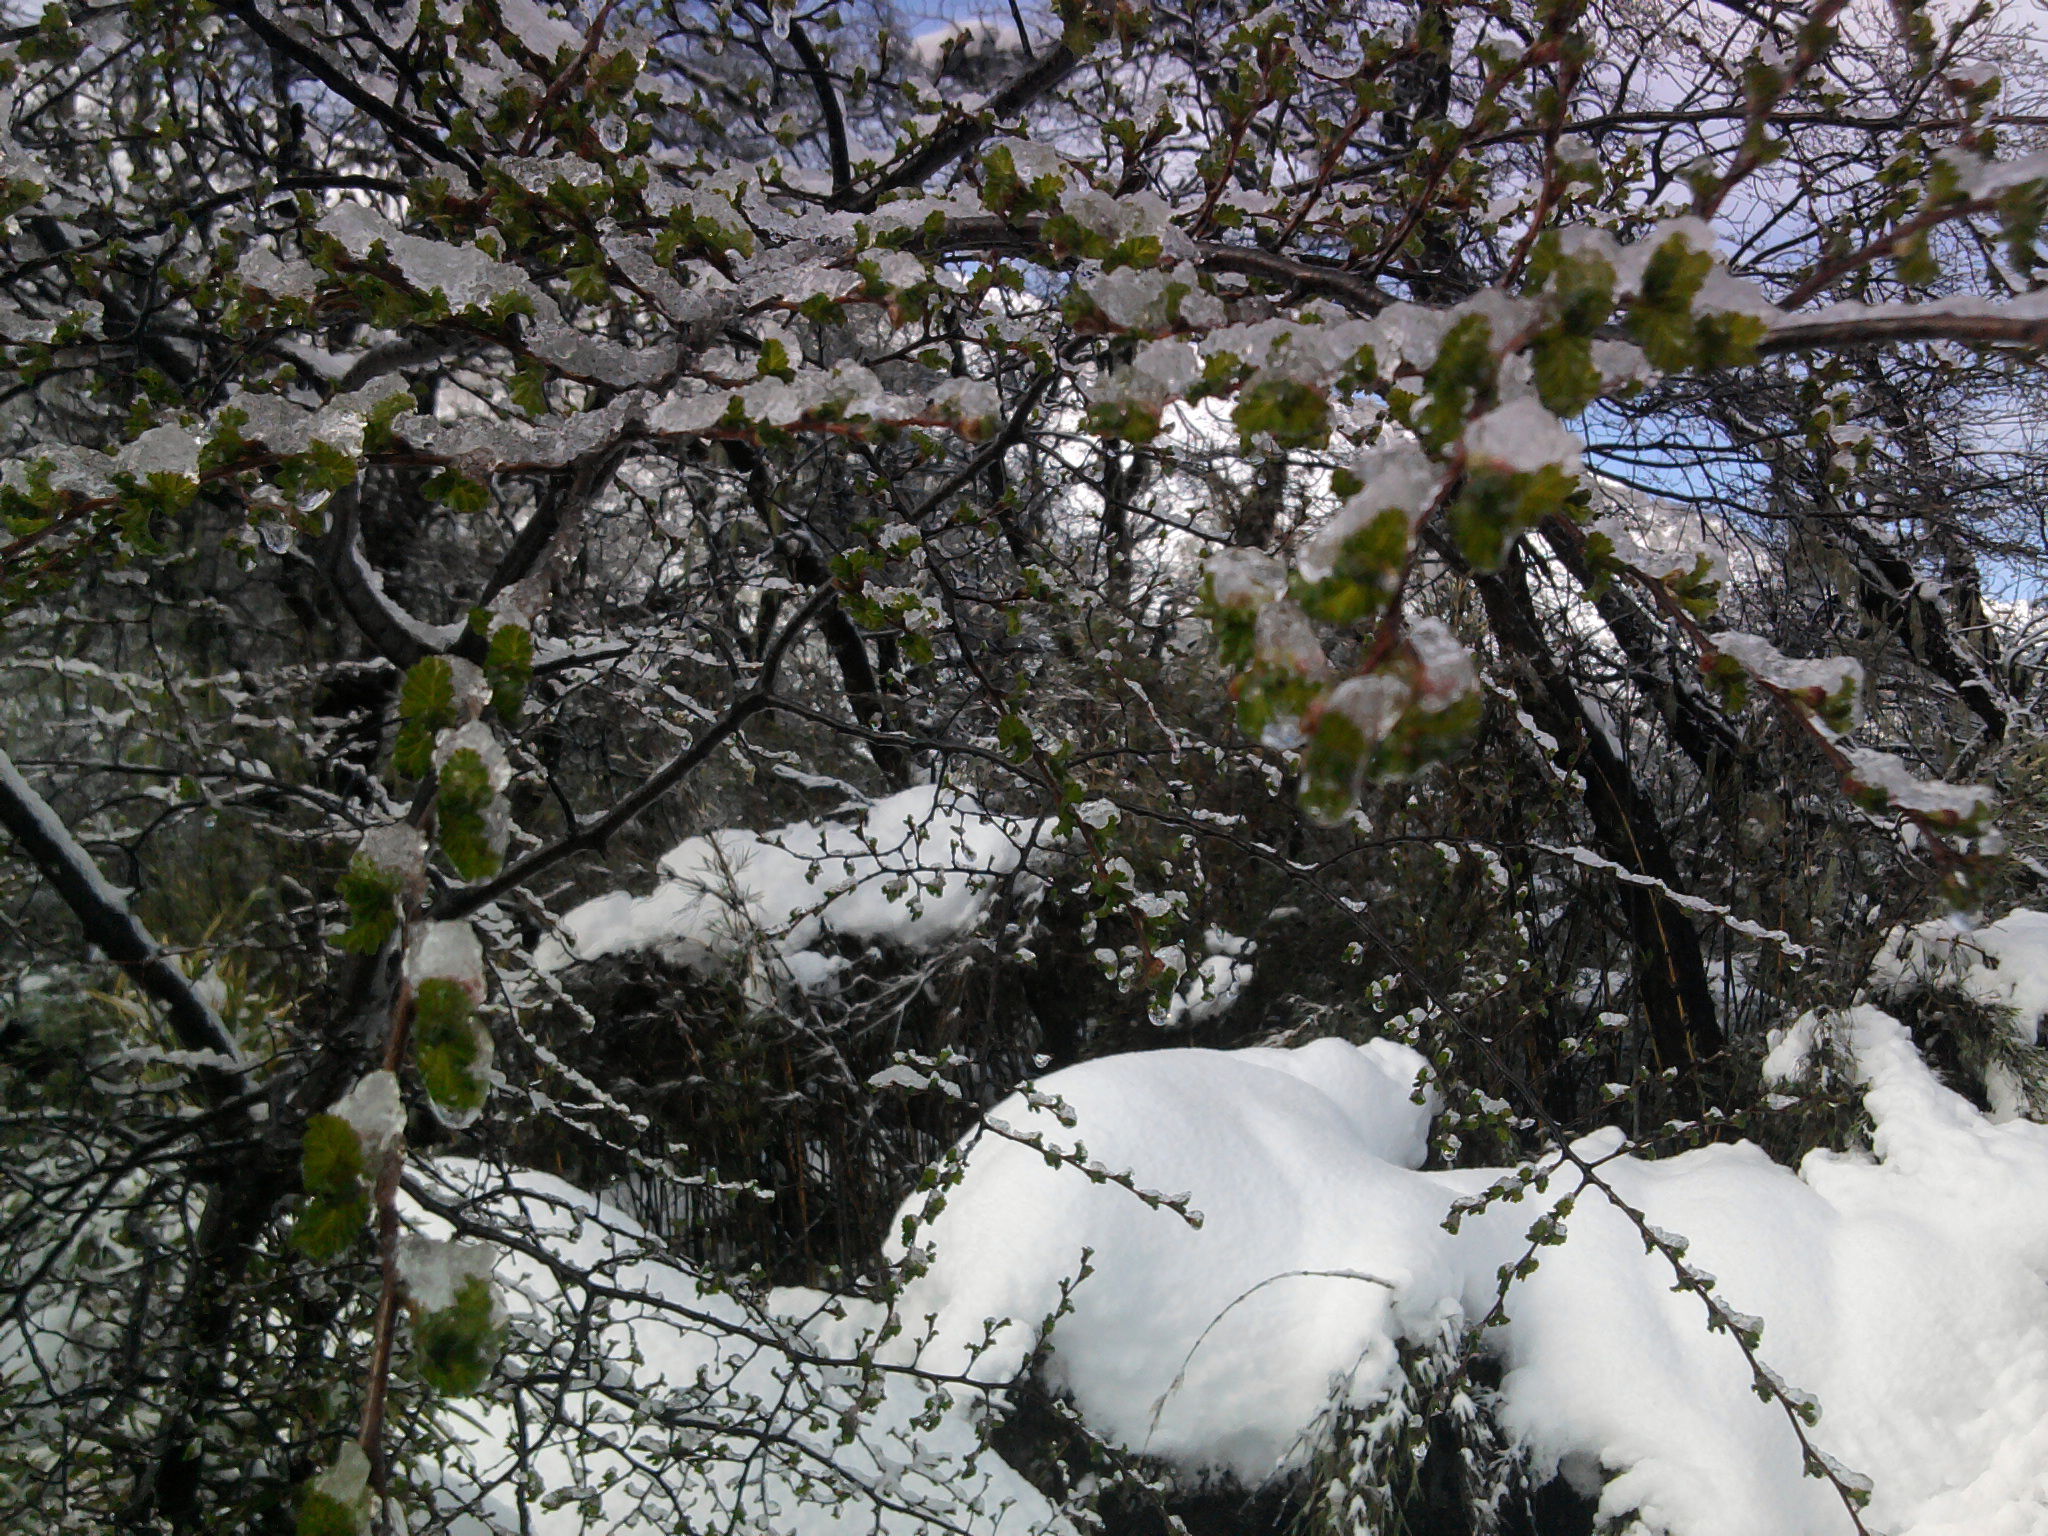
[1835, 516, 2015, 749]
[0, 749, 251, 1113]
[1539, 519, 1762, 827]
[1476, 556, 1725, 1071]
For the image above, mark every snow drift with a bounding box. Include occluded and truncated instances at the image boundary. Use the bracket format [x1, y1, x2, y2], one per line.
[886, 1019, 2048, 1536]
[409, 1163, 1064, 1536]
[534, 785, 1034, 989]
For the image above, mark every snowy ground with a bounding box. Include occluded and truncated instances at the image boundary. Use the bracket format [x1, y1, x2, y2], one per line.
[444, 905, 2048, 1536]
[885, 1015, 2048, 1536]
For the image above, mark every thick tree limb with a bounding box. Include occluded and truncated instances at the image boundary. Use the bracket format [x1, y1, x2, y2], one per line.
[313, 485, 466, 670]
[787, 23, 852, 200]
[0, 748, 249, 1107]
[1762, 308, 2048, 354]
[1474, 559, 1725, 1071]
[1539, 518, 1764, 826]
[1835, 516, 2015, 747]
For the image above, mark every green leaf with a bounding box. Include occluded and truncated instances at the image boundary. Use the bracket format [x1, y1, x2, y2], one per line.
[1694, 310, 1767, 370]
[395, 656, 458, 779]
[484, 624, 533, 723]
[301, 1113, 365, 1198]
[1625, 231, 1714, 372]
[509, 362, 549, 417]
[423, 470, 491, 514]
[294, 1114, 370, 1262]
[1445, 464, 1578, 573]
[296, 1489, 364, 1536]
[1295, 507, 1413, 627]
[1233, 378, 1331, 450]
[292, 1194, 370, 1263]
[997, 713, 1036, 764]
[392, 718, 436, 781]
[414, 1273, 503, 1396]
[335, 854, 402, 955]
[1414, 314, 1496, 452]
[400, 656, 457, 728]
[414, 976, 487, 1114]
[1297, 703, 1369, 826]
[297, 1444, 372, 1536]
[435, 748, 502, 880]
[1531, 332, 1602, 417]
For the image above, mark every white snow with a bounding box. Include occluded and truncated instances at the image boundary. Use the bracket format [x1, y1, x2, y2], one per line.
[1873, 907, 2048, 1042]
[1461, 399, 1583, 476]
[405, 1162, 1066, 1536]
[319, 202, 539, 315]
[1160, 950, 1253, 1028]
[331, 1070, 406, 1150]
[409, 920, 486, 995]
[434, 720, 512, 791]
[396, 1234, 501, 1316]
[1587, 486, 1747, 589]
[1204, 547, 1287, 609]
[1251, 600, 1330, 679]
[1298, 437, 1441, 582]
[1869, 907, 2048, 1116]
[1710, 632, 1864, 730]
[535, 785, 1034, 985]
[909, 18, 1025, 70]
[882, 1026, 2048, 1535]
[116, 424, 200, 482]
[1838, 746, 1994, 826]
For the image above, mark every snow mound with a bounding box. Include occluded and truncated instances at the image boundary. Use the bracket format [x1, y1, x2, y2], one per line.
[535, 785, 1034, 987]
[409, 1162, 1064, 1536]
[1872, 906, 2048, 1032]
[887, 1038, 1448, 1479]
[888, 1025, 2048, 1536]
[1868, 907, 2048, 1117]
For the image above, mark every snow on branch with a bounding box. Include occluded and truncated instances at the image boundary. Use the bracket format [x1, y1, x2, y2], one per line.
[0, 747, 248, 1104]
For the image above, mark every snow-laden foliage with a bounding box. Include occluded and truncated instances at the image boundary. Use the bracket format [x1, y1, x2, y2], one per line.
[884, 1018, 2048, 1536]
[6, 0, 2048, 1531]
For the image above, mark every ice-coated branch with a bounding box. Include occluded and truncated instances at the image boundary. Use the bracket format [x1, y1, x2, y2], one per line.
[315, 486, 468, 669]
[785, 21, 852, 199]
[432, 583, 839, 922]
[834, 39, 1087, 212]
[1762, 305, 2048, 354]
[926, 215, 1396, 314]
[0, 747, 248, 1105]
[219, 0, 477, 178]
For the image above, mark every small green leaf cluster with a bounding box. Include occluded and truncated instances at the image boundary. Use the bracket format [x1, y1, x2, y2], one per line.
[1445, 462, 1583, 574]
[1625, 231, 1766, 373]
[1296, 512, 1413, 629]
[1232, 378, 1330, 450]
[296, 1443, 372, 1536]
[979, 144, 1067, 220]
[293, 1115, 370, 1262]
[481, 621, 532, 724]
[1524, 235, 1619, 417]
[395, 656, 461, 780]
[414, 977, 490, 1118]
[1043, 218, 1171, 274]
[335, 855, 404, 956]
[1297, 640, 1484, 825]
[412, 1273, 504, 1396]
[439, 748, 509, 875]
[1410, 314, 1498, 452]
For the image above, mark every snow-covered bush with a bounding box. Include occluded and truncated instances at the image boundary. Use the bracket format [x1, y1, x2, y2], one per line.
[6, 0, 2048, 1532]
